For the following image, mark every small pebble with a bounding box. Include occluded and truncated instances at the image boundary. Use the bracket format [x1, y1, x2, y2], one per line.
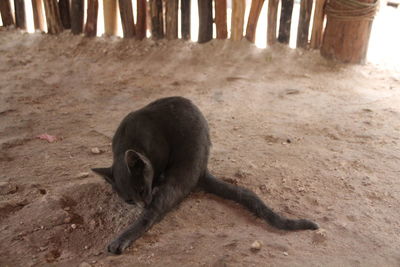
[77, 172, 89, 179]
[283, 251, 289, 256]
[64, 207, 71, 211]
[71, 224, 77, 229]
[250, 240, 262, 251]
[91, 147, 102, 154]
[79, 262, 92, 267]
[84, 245, 89, 250]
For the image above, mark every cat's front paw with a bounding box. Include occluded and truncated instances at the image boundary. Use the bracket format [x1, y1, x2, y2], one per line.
[107, 237, 131, 255]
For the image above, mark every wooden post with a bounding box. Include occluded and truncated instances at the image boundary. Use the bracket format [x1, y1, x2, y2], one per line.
[278, 0, 294, 43]
[150, 0, 163, 39]
[321, 0, 377, 63]
[136, 0, 147, 39]
[103, 0, 117, 35]
[165, 0, 178, 39]
[215, 0, 227, 39]
[267, 0, 279, 46]
[59, 0, 71, 29]
[310, 0, 326, 49]
[245, 0, 264, 43]
[296, 0, 313, 48]
[85, 0, 99, 37]
[44, 0, 63, 34]
[71, 0, 84, 34]
[119, 0, 135, 38]
[181, 0, 191, 40]
[0, 0, 14, 26]
[31, 0, 45, 31]
[231, 0, 245, 41]
[198, 0, 213, 43]
[14, 0, 26, 29]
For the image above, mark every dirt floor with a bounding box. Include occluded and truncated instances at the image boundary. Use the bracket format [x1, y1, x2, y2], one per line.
[0, 28, 399, 267]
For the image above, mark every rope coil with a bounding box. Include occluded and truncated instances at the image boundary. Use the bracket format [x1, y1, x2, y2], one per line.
[325, 0, 379, 21]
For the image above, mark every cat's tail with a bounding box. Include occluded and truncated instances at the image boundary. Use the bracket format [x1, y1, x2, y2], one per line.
[198, 171, 319, 231]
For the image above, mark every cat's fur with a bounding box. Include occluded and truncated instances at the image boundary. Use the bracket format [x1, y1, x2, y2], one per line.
[92, 96, 318, 254]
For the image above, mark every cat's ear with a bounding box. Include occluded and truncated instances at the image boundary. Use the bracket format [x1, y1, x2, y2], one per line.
[91, 167, 114, 184]
[125, 150, 154, 205]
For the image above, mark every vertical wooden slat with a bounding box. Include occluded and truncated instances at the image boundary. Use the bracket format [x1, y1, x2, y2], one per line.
[0, 0, 14, 26]
[44, 0, 63, 34]
[59, 0, 71, 29]
[267, 0, 279, 46]
[103, 0, 118, 36]
[119, 0, 136, 38]
[150, 0, 163, 39]
[215, 0, 227, 39]
[136, 0, 147, 39]
[231, 0, 245, 41]
[245, 0, 264, 43]
[14, 0, 26, 29]
[198, 0, 213, 43]
[32, 0, 45, 31]
[310, 0, 326, 49]
[297, 0, 313, 48]
[165, 0, 178, 39]
[278, 0, 294, 43]
[181, 0, 191, 40]
[85, 0, 99, 37]
[71, 0, 84, 34]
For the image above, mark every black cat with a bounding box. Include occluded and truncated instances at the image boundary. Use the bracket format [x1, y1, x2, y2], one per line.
[92, 96, 318, 254]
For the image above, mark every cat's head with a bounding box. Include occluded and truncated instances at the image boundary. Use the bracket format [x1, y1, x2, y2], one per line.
[92, 150, 154, 206]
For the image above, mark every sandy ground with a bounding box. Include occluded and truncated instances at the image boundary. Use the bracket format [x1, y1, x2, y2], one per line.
[0, 28, 399, 267]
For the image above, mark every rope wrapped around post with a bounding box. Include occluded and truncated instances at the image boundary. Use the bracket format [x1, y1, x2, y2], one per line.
[325, 0, 379, 21]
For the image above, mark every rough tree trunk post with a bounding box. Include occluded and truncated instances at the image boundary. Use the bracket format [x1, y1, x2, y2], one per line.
[32, 0, 45, 31]
[296, 0, 313, 48]
[14, 0, 26, 29]
[59, 0, 71, 29]
[166, 0, 178, 39]
[136, 0, 147, 39]
[0, 0, 14, 26]
[71, 0, 84, 34]
[278, 0, 293, 43]
[310, 0, 326, 49]
[215, 0, 227, 39]
[85, 0, 99, 37]
[267, 0, 279, 46]
[103, 0, 118, 36]
[181, 0, 191, 40]
[245, 0, 264, 43]
[44, 0, 63, 34]
[150, 0, 163, 39]
[198, 0, 213, 43]
[231, 0, 245, 41]
[119, 0, 136, 38]
[321, 0, 377, 63]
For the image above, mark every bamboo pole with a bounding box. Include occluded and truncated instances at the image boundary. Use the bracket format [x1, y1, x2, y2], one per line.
[296, 0, 313, 48]
[310, 0, 326, 49]
[85, 0, 99, 37]
[267, 0, 279, 46]
[245, 0, 264, 43]
[278, 0, 294, 43]
[14, 0, 26, 29]
[31, 0, 44, 31]
[181, 0, 191, 40]
[136, 0, 147, 39]
[165, 0, 178, 39]
[119, 0, 135, 38]
[231, 0, 245, 41]
[71, 0, 84, 34]
[0, 0, 14, 26]
[215, 0, 227, 39]
[43, 0, 63, 34]
[103, 0, 118, 35]
[59, 0, 71, 29]
[150, 0, 163, 39]
[198, 0, 213, 43]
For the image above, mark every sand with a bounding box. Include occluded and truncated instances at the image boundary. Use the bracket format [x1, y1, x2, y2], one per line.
[0, 28, 399, 266]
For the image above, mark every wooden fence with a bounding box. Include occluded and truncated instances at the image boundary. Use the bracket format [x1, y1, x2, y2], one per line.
[0, 0, 379, 63]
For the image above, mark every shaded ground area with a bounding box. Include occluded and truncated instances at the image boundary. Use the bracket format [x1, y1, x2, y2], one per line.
[0, 28, 399, 266]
